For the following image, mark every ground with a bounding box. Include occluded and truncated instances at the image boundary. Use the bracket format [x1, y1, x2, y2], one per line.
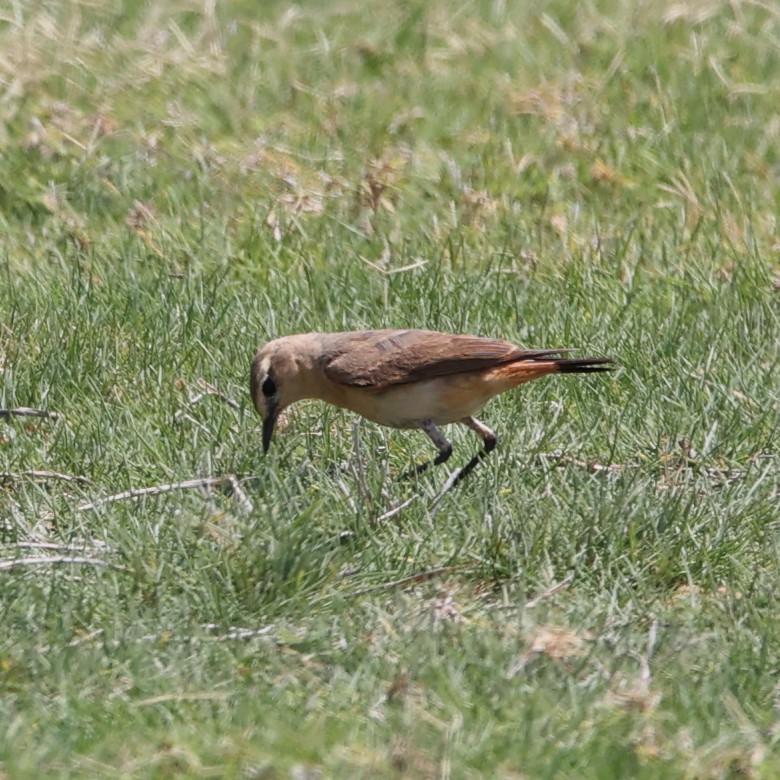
[1, 0, 779, 777]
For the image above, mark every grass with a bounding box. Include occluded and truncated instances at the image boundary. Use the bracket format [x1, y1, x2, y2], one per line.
[1, 0, 779, 776]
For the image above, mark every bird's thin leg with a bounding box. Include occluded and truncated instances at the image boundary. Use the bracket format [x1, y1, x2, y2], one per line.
[444, 416, 498, 488]
[432, 418, 499, 504]
[400, 419, 453, 479]
[462, 416, 498, 453]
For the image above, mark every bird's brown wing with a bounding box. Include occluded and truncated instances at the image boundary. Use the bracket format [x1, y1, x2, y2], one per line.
[320, 329, 567, 388]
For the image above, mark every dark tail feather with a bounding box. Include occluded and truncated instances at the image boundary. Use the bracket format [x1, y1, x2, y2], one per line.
[552, 357, 616, 374]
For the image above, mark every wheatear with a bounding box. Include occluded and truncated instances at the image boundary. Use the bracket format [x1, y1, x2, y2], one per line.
[250, 329, 614, 475]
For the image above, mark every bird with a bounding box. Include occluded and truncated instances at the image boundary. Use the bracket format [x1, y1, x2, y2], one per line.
[250, 329, 614, 476]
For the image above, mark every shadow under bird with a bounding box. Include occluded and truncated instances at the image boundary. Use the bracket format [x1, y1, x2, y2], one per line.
[251, 329, 615, 478]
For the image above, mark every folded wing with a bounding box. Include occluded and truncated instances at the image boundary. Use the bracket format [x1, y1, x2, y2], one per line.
[321, 329, 570, 388]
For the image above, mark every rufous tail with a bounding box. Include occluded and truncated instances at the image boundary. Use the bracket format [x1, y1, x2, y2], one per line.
[492, 354, 615, 386]
[549, 356, 615, 373]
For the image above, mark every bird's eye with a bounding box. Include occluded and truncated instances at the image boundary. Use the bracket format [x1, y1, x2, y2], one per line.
[262, 376, 276, 397]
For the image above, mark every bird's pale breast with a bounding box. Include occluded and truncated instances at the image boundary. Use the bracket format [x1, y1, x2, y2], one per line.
[331, 373, 505, 428]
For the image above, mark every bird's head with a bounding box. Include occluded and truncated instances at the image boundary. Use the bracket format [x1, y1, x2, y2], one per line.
[250, 334, 319, 453]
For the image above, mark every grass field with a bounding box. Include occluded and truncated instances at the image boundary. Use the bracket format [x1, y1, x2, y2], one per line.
[1, 0, 779, 776]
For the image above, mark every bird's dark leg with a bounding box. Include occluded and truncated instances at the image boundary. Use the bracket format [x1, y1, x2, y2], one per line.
[429, 417, 500, 502]
[463, 416, 497, 453]
[400, 419, 453, 479]
[447, 416, 498, 486]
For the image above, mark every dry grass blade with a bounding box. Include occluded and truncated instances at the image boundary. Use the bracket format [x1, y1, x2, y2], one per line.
[195, 378, 240, 410]
[0, 555, 115, 571]
[76, 476, 236, 512]
[174, 378, 240, 420]
[7, 541, 111, 553]
[524, 574, 575, 608]
[374, 495, 418, 523]
[200, 623, 275, 641]
[0, 470, 90, 485]
[134, 691, 231, 706]
[0, 407, 61, 420]
[536, 451, 627, 474]
[345, 565, 468, 599]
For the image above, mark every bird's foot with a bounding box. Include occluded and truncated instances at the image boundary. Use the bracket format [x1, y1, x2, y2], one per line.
[399, 460, 434, 480]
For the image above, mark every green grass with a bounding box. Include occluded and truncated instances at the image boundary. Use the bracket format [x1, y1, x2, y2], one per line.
[1, 0, 779, 777]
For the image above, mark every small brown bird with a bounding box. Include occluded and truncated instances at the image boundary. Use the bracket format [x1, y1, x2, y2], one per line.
[251, 329, 614, 473]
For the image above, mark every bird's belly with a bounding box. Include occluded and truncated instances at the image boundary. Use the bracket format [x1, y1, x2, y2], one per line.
[335, 375, 498, 428]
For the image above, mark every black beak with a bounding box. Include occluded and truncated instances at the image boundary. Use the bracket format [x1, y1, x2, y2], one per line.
[262, 403, 279, 454]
